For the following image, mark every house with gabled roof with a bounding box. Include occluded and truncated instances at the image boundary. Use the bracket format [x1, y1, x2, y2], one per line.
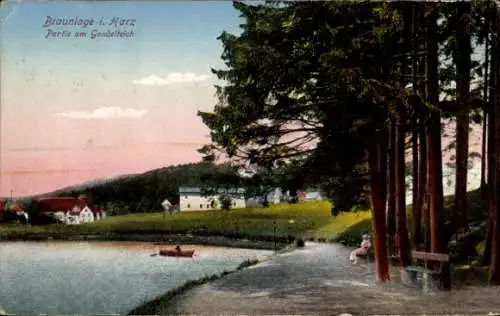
[35, 196, 104, 225]
[178, 186, 246, 211]
[0, 199, 28, 224]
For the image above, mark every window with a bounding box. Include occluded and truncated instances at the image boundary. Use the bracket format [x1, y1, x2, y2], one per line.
[200, 204, 203, 209]
[233, 202, 236, 206]
[185, 195, 188, 199]
[207, 204, 210, 208]
[187, 204, 191, 208]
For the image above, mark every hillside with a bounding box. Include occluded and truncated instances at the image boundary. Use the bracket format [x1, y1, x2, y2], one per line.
[16, 162, 240, 214]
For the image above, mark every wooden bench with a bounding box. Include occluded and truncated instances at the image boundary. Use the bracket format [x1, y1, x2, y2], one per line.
[403, 250, 450, 292]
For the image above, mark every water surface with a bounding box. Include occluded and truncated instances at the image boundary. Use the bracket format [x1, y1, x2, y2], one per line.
[0, 241, 272, 315]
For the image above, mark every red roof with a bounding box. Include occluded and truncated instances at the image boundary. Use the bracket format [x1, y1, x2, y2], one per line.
[296, 190, 306, 200]
[37, 198, 87, 213]
[90, 207, 102, 215]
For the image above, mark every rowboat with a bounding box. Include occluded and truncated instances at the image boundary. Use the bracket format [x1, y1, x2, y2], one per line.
[159, 249, 195, 257]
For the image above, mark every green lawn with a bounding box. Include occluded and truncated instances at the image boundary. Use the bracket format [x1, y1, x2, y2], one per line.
[0, 201, 373, 243]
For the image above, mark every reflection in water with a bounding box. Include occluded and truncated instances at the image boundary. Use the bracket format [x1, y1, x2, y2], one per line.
[0, 241, 272, 315]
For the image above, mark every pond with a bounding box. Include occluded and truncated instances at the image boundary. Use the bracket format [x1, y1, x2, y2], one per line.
[0, 241, 273, 315]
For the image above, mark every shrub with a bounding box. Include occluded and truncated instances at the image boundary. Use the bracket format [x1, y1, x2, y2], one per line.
[295, 237, 305, 247]
[0, 210, 19, 223]
[219, 195, 232, 211]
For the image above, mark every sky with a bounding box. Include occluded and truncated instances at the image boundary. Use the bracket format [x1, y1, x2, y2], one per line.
[0, 1, 485, 198]
[0, 1, 243, 197]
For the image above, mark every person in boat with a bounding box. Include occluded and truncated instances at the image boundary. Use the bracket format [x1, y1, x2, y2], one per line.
[349, 233, 371, 264]
[175, 245, 181, 252]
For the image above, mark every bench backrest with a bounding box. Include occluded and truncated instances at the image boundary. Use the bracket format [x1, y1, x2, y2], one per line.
[411, 250, 450, 262]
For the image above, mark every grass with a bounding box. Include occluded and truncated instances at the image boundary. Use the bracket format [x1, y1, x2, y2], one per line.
[0, 189, 485, 251]
[0, 201, 367, 242]
[310, 211, 371, 242]
[0, 201, 376, 249]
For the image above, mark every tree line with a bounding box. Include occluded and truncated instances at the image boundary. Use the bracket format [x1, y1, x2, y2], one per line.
[20, 161, 304, 216]
[198, 1, 500, 285]
[26, 162, 243, 215]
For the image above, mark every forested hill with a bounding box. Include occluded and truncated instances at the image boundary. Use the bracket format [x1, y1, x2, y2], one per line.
[23, 162, 240, 214]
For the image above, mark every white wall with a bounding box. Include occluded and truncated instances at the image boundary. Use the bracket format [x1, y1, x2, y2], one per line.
[246, 188, 284, 208]
[267, 188, 282, 204]
[179, 194, 246, 211]
[246, 197, 262, 208]
[78, 206, 94, 224]
[48, 206, 97, 225]
[305, 191, 324, 201]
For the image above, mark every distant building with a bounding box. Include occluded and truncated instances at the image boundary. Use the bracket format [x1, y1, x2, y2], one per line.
[178, 186, 246, 211]
[296, 189, 325, 202]
[34, 197, 104, 225]
[161, 199, 172, 211]
[304, 190, 326, 201]
[297, 190, 307, 202]
[246, 187, 286, 207]
[0, 200, 28, 224]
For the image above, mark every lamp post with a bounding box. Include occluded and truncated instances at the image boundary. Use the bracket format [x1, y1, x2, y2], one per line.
[273, 220, 277, 254]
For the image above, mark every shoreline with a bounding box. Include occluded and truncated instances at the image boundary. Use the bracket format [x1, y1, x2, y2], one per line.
[0, 232, 293, 251]
[127, 253, 282, 315]
[128, 242, 300, 315]
[0, 235, 296, 316]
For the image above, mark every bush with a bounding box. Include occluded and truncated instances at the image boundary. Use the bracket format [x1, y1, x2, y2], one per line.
[295, 237, 305, 247]
[218, 195, 232, 211]
[0, 210, 19, 223]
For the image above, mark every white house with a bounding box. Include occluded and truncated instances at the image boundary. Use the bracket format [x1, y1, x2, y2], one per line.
[161, 199, 172, 211]
[246, 187, 286, 207]
[304, 190, 326, 201]
[36, 197, 105, 225]
[179, 187, 246, 211]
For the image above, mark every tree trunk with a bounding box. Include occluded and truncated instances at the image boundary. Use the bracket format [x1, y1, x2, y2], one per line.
[410, 3, 421, 247]
[481, 25, 490, 198]
[396, 112, 411, 266]
[418, 125, 428, 250]
[395, 5, 413, 267]
[425, 6, 451, 290]
[416, 6, 428, 250]
[484, 6, 496, 267]
[484, 147, 495, 265]
[482, 113, 489, 198]
[387, 123, 397, 256]
[489, 2, 500, 285]
[453, 1, 472, 233]
[412, 121, 420, 244]
[368, 131, 391, 283]
[379, 126, 389, 206]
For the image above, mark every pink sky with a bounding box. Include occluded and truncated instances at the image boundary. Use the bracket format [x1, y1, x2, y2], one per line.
[0, 2, 485, 198]
[0, 70, 220, 196]
[0, 0, 247, 197]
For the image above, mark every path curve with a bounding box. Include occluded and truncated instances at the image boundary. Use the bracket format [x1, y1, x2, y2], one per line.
[160, 242, 500, 315]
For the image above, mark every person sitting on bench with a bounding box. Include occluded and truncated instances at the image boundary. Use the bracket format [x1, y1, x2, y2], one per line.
[349, 233, 371, 264]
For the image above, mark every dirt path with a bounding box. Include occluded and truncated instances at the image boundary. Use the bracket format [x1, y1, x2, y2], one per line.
[159, 243, 500, 315]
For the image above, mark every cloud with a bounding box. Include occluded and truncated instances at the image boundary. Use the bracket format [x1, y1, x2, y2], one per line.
[55, 107, 148, 119]
[132, 73, 210, 86]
